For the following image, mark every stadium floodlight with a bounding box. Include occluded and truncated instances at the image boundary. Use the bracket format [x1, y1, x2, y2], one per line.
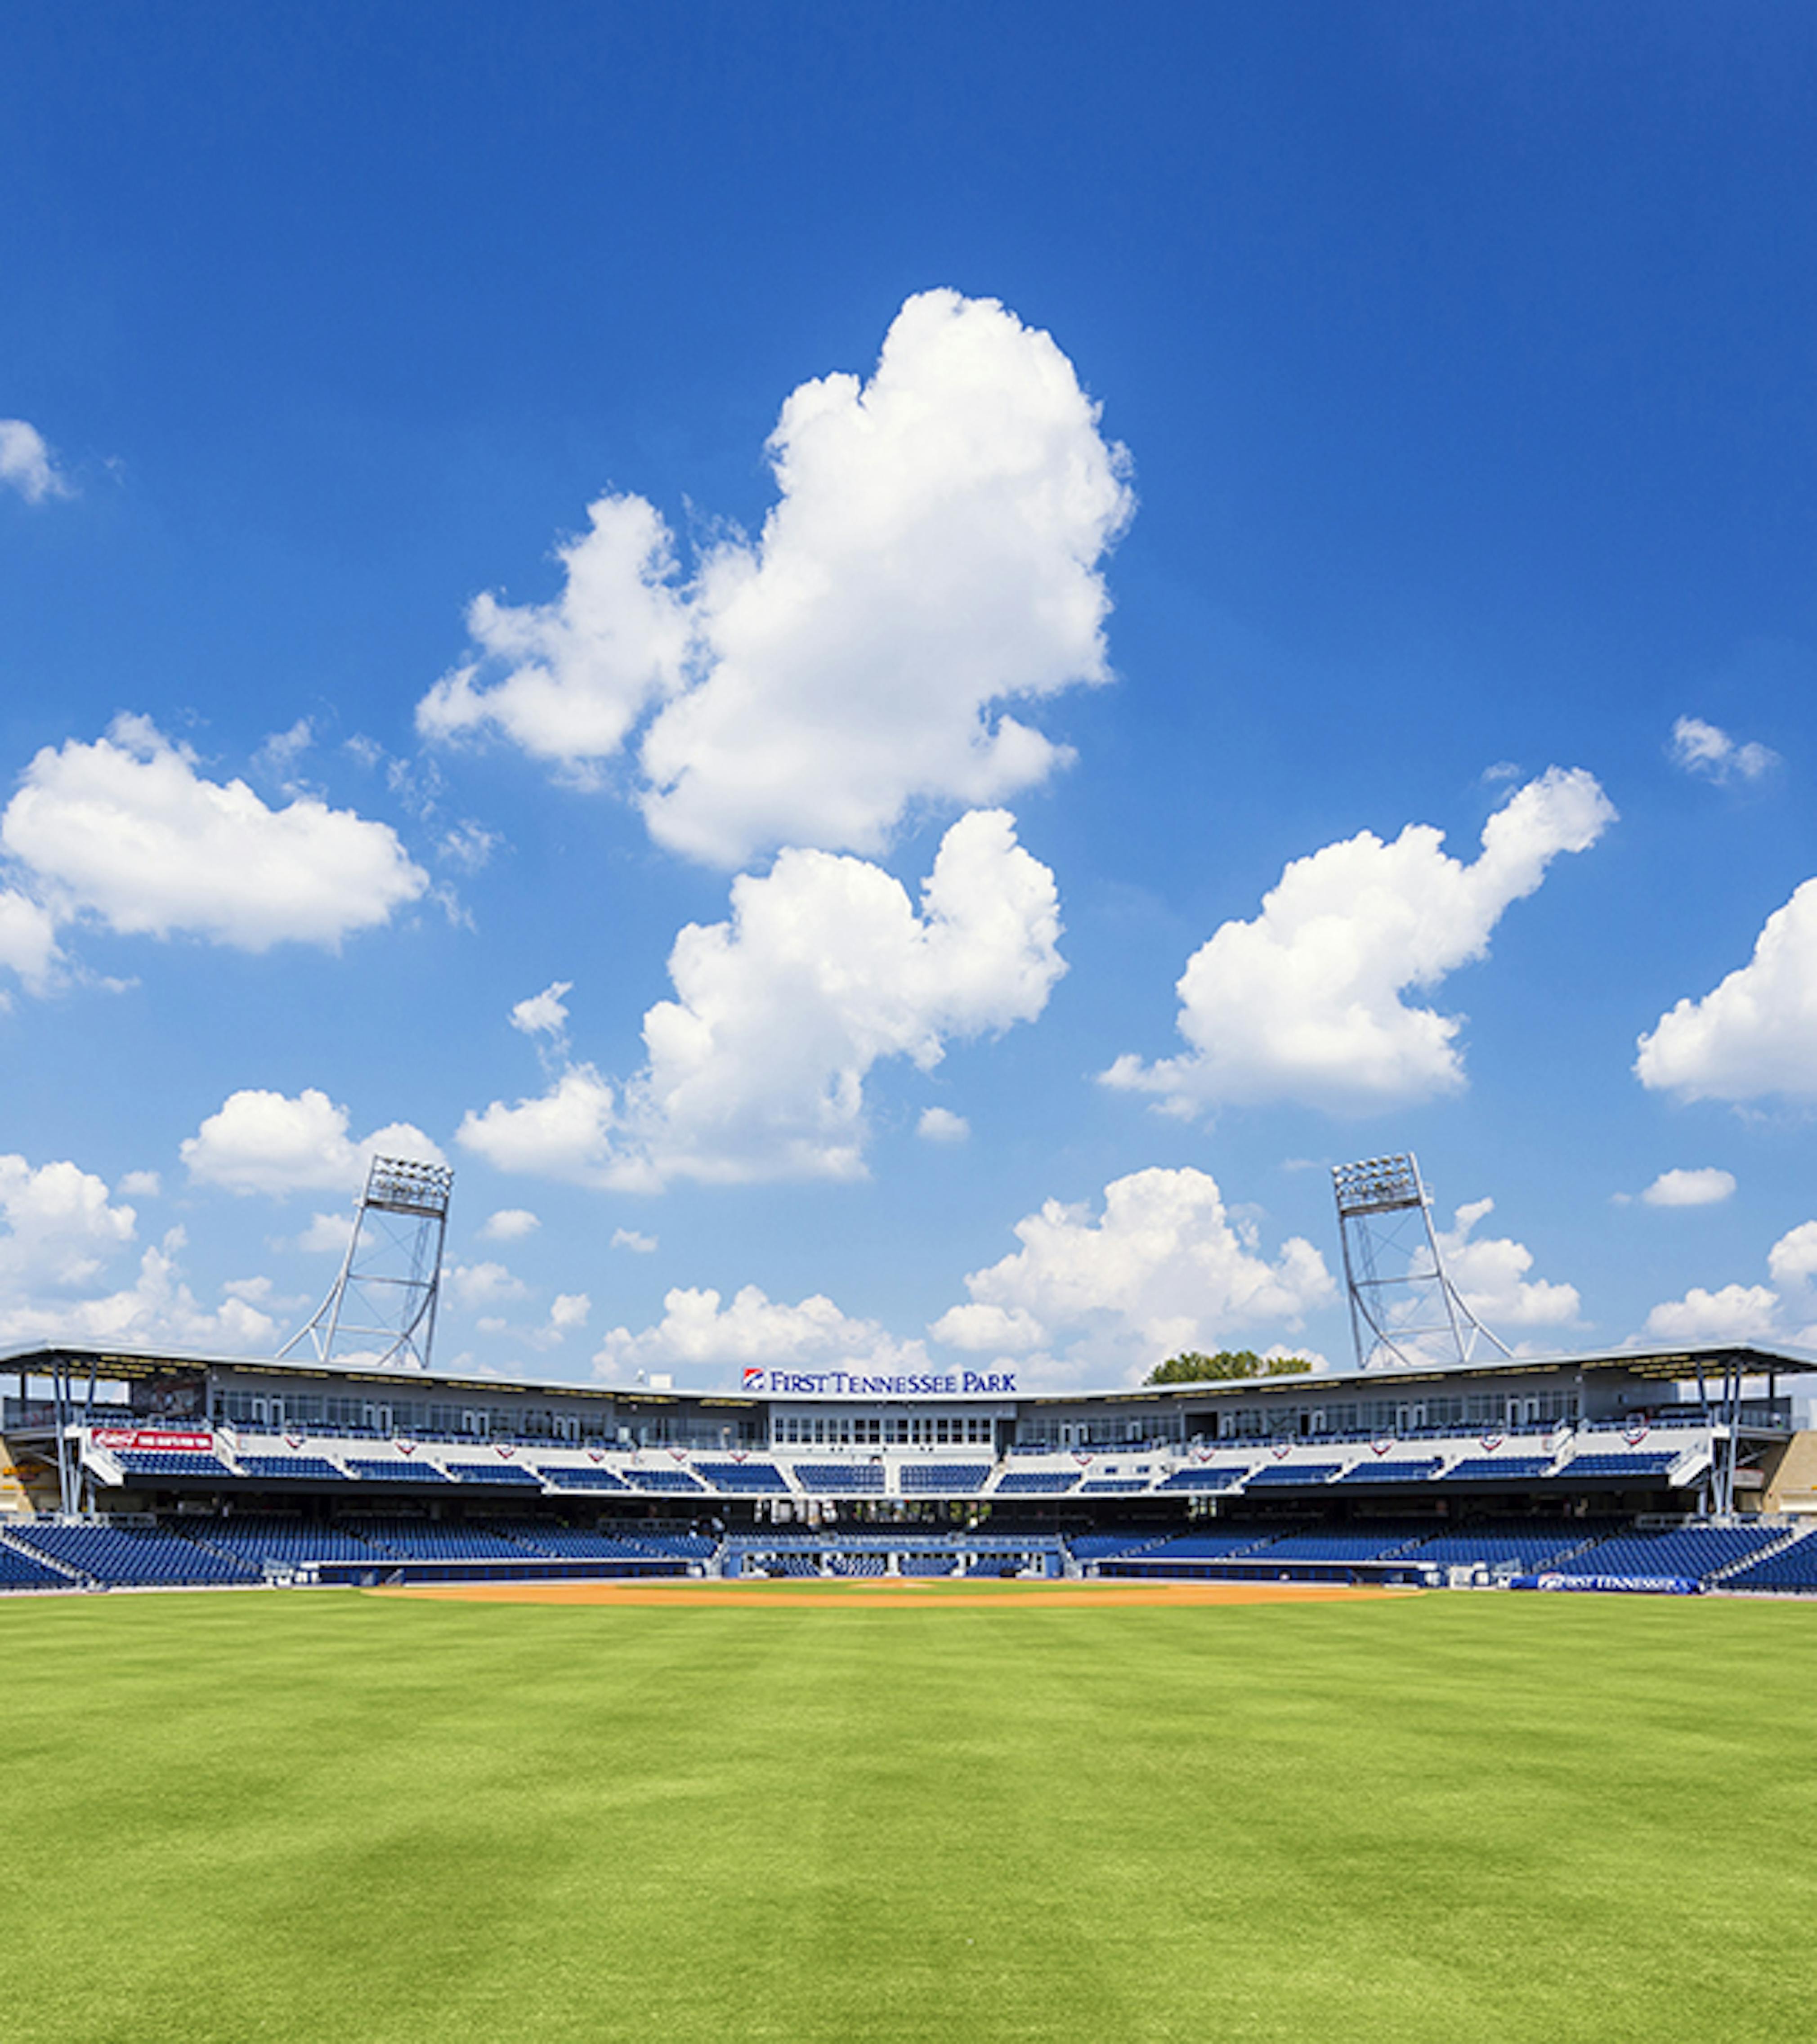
[278, 1155, 454, 1372]
[1331, 1152, 1509, 1371]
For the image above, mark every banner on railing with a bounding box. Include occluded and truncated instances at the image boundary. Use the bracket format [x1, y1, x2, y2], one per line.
[90, 1428, 213, 1453]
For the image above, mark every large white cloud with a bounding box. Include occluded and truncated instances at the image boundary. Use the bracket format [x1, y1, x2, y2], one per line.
[0, 1154, 137, 1287]
[1643, 1283, 1781, 1345]
[1436, 1198, 1581, 1331]
[930, 1166, 1334, 1386]
[1638, 1219, 1817, 1350]
[1104, 768, 1615, 1114]
[2, 716, 427, 952]
[1636, 878, 1817, 1102]
[1640, 1167, 1736, 1208]
[0, 889, 61, 992]
[1669, 716, 1777, 784]
[417, 495, 690, 777]
[595, 1284, 929, 1382]
[420, 291, 1133, 868]
[0, 1150, 271, 1351]
[181, 1087, 444, 1197]
[0, 419, 73, 504]
[459, 808, 1063, 1187]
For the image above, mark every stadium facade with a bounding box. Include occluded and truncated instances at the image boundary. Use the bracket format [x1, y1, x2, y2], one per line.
[5, 1334, 1817, 1596]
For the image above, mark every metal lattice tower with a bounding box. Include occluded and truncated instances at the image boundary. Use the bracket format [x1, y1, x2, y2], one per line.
[1331, 1153, 1509, 1371]
[279, 1155, 454, 1372]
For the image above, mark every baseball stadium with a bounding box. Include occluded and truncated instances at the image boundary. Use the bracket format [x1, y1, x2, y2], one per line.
[5, 1155, 1817, 2041]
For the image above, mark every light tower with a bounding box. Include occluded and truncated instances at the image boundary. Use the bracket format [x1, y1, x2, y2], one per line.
[279, 1155, 454, 1371]
[1331, 1153, 1508, 1371]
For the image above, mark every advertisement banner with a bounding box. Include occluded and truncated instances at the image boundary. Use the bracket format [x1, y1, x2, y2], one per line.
[90, 1428, 214, 1453]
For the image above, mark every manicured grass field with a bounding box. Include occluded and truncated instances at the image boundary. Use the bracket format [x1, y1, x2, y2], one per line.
[5, 1584, 1813, 2042]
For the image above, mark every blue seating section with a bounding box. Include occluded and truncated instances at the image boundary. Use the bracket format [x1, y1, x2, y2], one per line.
[10, 1522, 256, 1586]
[792, 1463, 885, 1492]
[1723, 1536, 1817, 1592]
[827, 1551, 885, 1577]
[539, 1466, 627, 1490]
[204, 1518, 380, 1564]
[1559, 1453, 1678, 1480]
[631, 1468, 706, 1493]
[113, 1451, 235, 1479]
[1410, 1527, 1585, 1570]
[695, 1461, 789, 1494]
[1079, 1479, 1148, 1494]
[503, 1527, 661, 1561]
[0, 1540, 69, 1588]
[345, 1458, 452, 1483]
[994, 1471, 1080, 1494]
[639, 1531, 717, 1559]
[1127, 1531, 1274, 1562]
[1246, 1462, 1341, 1488]
[1254, 1530, 1420, 1561]
[443, 1462, 542, 1486]
[1336, 1459, 1443, 1486]
[1069, 1533, 1162, 1561]
[1158, 1467, 1248, 1491]
[901, 1554, 958, 1576]
[344, 1519, 526, 1561]
[236, 1455, 346, 1480]
[1553, 1524, 1784, 1583]
[900, 1464, 991, 1492]
[1443, 1457, 1554, 1482]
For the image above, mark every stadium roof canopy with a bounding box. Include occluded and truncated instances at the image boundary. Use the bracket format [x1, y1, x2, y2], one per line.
[2, 1335, 1813, 1413]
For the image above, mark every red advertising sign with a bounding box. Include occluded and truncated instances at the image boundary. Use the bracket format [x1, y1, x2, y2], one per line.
[90, 1428, 214, 1453]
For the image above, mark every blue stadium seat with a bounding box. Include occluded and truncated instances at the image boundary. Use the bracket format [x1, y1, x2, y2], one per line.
[235, 1455, 346, 1480]
[792, 1463, 886, 1492]
[538, 1466, 628, 1490]
[994, 1471, 1080, 1494]
[442, 1461, 543, 1486]
[1246, 1462, 1341, 1488]
[900, 1463, 992, 1493]
[1157, 1467, 1248, 1491]
[694, 1460, 789, 1494]
[345, 1458, 452, 1483]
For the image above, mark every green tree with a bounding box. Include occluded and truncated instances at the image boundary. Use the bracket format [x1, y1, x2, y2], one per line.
[1144, 1348, 1311, 1385]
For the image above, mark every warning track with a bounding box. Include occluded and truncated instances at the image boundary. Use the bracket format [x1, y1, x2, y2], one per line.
[371, 1576, 1422, 1609]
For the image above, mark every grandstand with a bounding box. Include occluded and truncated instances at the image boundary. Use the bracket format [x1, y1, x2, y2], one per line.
[0, 1333, 1812, 1595]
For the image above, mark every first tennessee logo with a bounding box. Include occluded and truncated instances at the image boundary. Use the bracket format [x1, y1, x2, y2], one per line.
[742, 1367, 766, 1391]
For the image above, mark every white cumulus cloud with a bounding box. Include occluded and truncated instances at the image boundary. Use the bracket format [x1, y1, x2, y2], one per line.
[916, 1106, 971, 1144]
[0, 419, 73, 504]
[1437, 1198, 1581, 1331]
[930, 1165, 1334, 1387]
[510, 980, 573, 1042]
[1768, 1221, 1817, 1287]
[181, 1087, 444, 1196]
[417, 495, 690, 778]
[611, 1227, 658, 1254]
[595, 1284, 929, 1382]
[1104, 768, 1615, 1114]
[2, 716, 427, 953]
[1644, 1283, 1781, 1345]
[0, 889, 61, 992]
[1636, 877, 1817, 1103]
[459, 808, 1063, 1188]
[1669, 715, 1778, 784]
[480, 1207, 541, 1243]
[420, 290, 1133, 868]
[1641, 1167, 1736, 1208]
[0, 1154, 137, 1287]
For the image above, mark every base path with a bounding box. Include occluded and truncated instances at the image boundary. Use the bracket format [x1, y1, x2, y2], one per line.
[371, 1577, 1421, 1610]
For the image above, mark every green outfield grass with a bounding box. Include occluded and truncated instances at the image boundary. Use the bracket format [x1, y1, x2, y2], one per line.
[4, 1585, 1813, 2043]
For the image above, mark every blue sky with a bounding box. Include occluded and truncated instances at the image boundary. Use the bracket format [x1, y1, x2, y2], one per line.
[3, 3, 1817, 1390]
